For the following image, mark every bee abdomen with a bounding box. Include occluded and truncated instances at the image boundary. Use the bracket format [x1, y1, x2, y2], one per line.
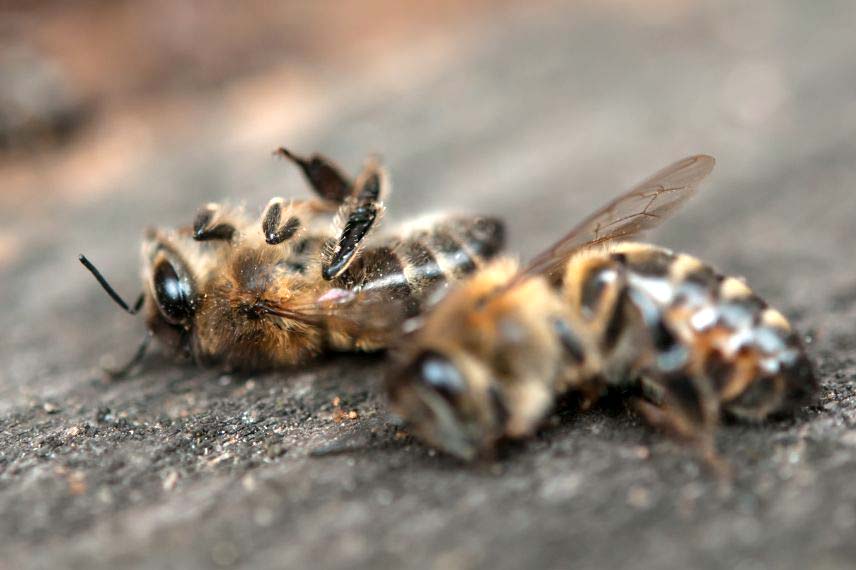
[343, 216, 505, 316]
[617, 245, 817, 418]
[683, 280, 817, 420]
[564, 243, 817, 418]
[398, 240, 446, 302]
[409, 216, 504, 298]
[345, 245, 418, 314]
[447, 216, 505, 260]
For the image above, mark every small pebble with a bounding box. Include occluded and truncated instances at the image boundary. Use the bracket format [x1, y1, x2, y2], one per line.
[162, 471, 179, 491]
[68, 471, 87, 496]
[627, 486, 652, 509]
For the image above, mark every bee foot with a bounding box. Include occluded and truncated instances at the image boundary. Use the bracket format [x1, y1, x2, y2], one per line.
[193, 203, 236, 242]
[262, 197, 302, 245]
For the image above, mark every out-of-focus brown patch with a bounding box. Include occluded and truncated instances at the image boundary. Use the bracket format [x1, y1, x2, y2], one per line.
[0, 114, 151, 208]
[222, 71, 323, 150]
[11, 0, 517, 118]
[0, 0, 522, 209]
[0, 231, 21, 269]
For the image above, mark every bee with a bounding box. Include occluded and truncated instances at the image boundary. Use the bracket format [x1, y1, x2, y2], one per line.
[385, 155, 817, 467]
[80, 148, 504, 373]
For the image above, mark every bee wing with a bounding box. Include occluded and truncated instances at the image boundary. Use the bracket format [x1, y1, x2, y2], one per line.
[518, 154, 715, 280]
[259, 288, 412, 337]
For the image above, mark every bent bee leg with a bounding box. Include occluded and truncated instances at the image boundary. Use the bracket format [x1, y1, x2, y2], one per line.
[192, 203, 239, 242]
[274, 147, 353, 203]
[635, 373, 730, 477]
[322, 161, 388, 280]
[261, 198, 305, 245]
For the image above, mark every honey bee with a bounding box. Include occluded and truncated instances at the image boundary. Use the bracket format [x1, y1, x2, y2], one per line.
[80, 148, 504, 373]
[385, 155, 817, 466]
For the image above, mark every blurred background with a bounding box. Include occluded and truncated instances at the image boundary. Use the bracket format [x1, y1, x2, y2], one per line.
[3, 1, 856, 568]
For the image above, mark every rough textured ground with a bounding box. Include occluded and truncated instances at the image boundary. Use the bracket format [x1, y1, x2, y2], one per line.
[2, 1, 856, 568]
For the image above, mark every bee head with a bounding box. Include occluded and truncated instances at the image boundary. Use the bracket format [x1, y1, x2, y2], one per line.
[141, 253, 197, 357]
[385, 348, 508, 461]
[138, 232, 205, 359]
[79, 239, 199, 374]
[150, 256, 196, 325]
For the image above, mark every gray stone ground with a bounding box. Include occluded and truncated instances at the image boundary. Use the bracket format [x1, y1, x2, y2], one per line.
[2, 1, 856, 568]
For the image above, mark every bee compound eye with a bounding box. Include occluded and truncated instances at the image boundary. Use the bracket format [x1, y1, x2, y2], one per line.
[412, 351, 466, 404]
[153, 260, 194, 324]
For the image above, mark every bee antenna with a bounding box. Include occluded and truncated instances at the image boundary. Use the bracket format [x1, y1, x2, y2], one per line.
[78, 254, 144, 315]
[104, 331, 152, 380]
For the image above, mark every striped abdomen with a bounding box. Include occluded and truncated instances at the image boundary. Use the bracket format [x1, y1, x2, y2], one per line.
[335, 216, 505, 316]
[562, 242, 816, 420]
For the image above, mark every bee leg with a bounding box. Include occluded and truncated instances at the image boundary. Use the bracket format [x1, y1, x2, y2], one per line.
[634, 374, 731, 479]
[322, 161, 388, 280]
[193, 203, 237, 242]
[103, 331, 153, 380]
[274, 147, 353, 203]
[261, 197, 304, 245]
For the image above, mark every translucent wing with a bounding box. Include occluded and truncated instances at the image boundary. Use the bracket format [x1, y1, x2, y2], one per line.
[256, 287, 411, 338]
[519, 155, 715, 280]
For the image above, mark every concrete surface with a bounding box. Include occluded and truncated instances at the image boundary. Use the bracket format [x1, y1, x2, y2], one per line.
[2, 1, 856, 568]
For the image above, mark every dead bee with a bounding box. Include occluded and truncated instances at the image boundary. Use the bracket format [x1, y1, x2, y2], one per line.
[80, 148, 504, 373]
[386, 155, 817, 466]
